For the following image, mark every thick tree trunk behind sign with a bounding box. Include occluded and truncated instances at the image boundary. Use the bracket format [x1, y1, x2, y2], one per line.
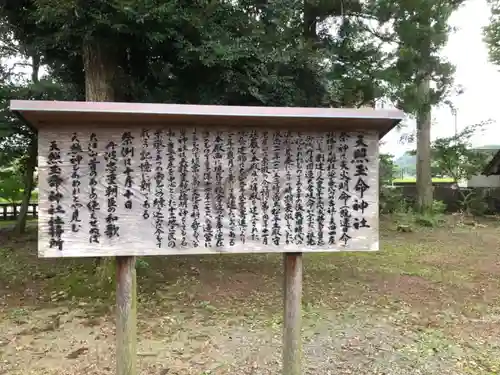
[416, 75, 433, 213]
[82, 39, 117, 270]
[83, 40, 116, 101]
[82, 38, 137, 375]
[82, 42, 115, 268]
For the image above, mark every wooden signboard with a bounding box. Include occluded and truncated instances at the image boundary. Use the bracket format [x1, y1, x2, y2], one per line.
[37, 127, 379, 257]
[10, 100, 404, 375]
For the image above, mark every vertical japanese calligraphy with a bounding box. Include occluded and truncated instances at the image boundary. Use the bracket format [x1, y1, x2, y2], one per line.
[226, 132, 237, 246]
[260, 131, 270, 245]
[249, 130, 259, 241]
[338, 132, 351, 246]
[178, 129, 189, 247]
[69, 133, 83, 233]
[283, 131, 294, 245]
[326, 132, 337, 245]
[203, 131, 213, 247]
[315, 135, 326, 246]
[166, 130, 177, 248]
[47, 140, 65, 250]
[121, 132, 134, 210]
[305, 135, 316, 246]
[352, 134, 371, 231]
[139, 129, 152, 220]
[191, 129, 201, 247]
[39, 128, 379, 257]
[104, 140, 119, 238]
[153, 130, 165, 248]
[293, 134, 304, 245]
[271, 131, 282, 246]
[213, 131, 225, 247]
[237, 131, 247, 243]
[87, 133, 100, 243]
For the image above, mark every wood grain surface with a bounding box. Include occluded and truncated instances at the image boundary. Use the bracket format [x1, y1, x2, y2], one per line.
[38, 126, 379, 257]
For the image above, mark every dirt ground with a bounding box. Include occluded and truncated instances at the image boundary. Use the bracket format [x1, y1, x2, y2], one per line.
[0, 216, 500, 374]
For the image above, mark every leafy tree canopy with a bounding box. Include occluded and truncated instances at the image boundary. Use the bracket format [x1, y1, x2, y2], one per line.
[484, 0, 500, 66]
[429, 123, 490, 185]
[0, 0, 463, 110]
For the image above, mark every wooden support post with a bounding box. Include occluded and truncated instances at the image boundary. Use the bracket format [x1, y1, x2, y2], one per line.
[116, 256, 137, 375]
[283, 252, 303, 375]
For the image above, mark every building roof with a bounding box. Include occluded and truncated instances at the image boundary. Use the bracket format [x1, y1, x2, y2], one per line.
[10, 100, 404, 138]
[483, 149, 500, 176]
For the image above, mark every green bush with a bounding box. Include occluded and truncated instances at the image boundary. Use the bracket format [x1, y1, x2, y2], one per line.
[0, 170, 24, 203]
[394, 199, 447, 230]
[465, 190, 489, 216]
[431, 200, 447, 215]
[0, 189, 38, 203]
[380, 186, 410, 214]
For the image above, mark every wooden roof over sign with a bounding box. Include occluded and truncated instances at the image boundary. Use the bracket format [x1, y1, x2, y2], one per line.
[10, 100, 404, 138]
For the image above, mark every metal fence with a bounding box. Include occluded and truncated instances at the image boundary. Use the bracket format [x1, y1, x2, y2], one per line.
[0, 203, 38, 221]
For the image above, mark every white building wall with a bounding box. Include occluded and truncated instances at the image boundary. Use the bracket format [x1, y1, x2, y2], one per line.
[467, 174, 500, 188]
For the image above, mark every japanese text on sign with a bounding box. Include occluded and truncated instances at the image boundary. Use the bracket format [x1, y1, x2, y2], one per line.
[38, 128, 379, 257]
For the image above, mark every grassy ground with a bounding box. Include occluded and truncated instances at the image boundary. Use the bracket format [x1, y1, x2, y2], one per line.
[0, 219, 37, 229]
[0, 216, 500, 374]
[392, 177, 455, 183]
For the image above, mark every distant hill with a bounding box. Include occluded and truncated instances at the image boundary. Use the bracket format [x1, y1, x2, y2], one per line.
[394, 152, 416, 177]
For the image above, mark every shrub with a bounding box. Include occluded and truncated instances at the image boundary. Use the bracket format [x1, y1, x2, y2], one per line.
[431, 200, 447, 215]
[394, 199, 447, 230]
[380, 186, 410, 214]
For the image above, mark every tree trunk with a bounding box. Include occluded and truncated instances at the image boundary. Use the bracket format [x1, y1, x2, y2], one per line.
[303, 0, 318, 43]
[82, 38, 117, 272]
[83, 39, 137, 375]
[83, 39, 116, 101]
[13, 136, 37, 234]
[14, 52, 41, 234]
[416, 74, 433, 213]
[31, 54, 40, 84]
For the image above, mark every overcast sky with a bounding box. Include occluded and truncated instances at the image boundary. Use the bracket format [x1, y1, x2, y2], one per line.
[381, 0, 499, 156]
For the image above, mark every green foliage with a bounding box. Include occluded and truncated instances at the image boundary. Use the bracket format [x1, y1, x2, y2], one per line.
[394, 151, 417, 178]
[467, 193, 489, 216]
[379, 153, 397, 185]
[394, 199, 446, 229]
[379, 152, 410, 214]
[374, 0, 465, 113]
[430, 123, 489, 184]
[455, 188, 490, 217]
[1, 0, 464, 110]
[484, 0, 500, 66]
[428, 123, 489, 213]
[0, 168, 24, 203]
[430, 199, 447, 215]
[378, 0, 464, 214]
[0, 20, 75, 183]
[2, 0, 334, 106]
[380, 186, 411, 214]
[135, 258, 150, 270]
